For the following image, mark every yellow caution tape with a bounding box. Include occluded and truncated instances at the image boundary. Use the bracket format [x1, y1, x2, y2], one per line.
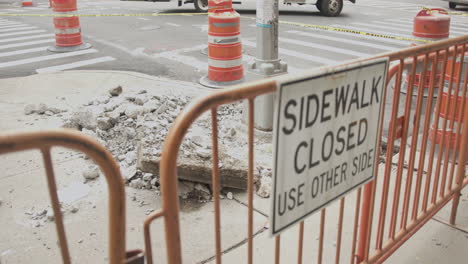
[241, 16, 432, 43]
[0, 12, 207, 17]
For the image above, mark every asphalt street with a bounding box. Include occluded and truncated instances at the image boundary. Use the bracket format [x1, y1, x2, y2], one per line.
[0, 0, 467, 82]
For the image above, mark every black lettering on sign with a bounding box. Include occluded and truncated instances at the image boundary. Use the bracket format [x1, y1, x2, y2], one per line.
[282, 99, 297, 135]
[321, 89, 333, 122]
[294, 141, 307, 174]
[371, 76, 381, 104]
[335, 84, 350, 117]
[306, 94, 319, 128]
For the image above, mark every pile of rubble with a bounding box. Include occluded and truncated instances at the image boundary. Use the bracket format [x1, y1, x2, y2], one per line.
[25, 85, 275, 200]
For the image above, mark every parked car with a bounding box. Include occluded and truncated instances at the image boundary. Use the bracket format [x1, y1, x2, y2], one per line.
[443, 0, 468, 9]
[148, 0, 355, 17]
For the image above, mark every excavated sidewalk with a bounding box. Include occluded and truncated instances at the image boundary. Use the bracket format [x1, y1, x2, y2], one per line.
[0, 70, 467, 263]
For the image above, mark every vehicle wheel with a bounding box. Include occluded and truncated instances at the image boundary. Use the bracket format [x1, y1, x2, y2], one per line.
[194, 0, 209, 12]
[319, 0, 343, 17]
[449, 2, 457, 9]
[316, 0, 323, 12]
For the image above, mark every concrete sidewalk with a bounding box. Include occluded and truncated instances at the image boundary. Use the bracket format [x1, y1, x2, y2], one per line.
[0, 70, 467, 263]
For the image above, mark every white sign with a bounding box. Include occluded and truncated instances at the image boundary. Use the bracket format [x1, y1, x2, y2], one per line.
[271, 58, 388, 235]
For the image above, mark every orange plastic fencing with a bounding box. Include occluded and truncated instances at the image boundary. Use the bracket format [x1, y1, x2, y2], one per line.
[0, 130, 135, 264]
[145, 35, 468, 264]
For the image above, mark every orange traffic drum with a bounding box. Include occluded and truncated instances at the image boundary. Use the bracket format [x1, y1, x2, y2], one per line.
[413, 8, 450, 40]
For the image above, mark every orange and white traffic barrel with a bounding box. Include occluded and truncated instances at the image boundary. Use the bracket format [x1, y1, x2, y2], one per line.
[200, 0, 233, 55]
[48, 0, 91, 52]
[208, 0, 232, 12]
[429, 84, 467, 162]
[21, 0, 33, 7]
[200, 8, 244, 88]
[404, 8, 450, 95]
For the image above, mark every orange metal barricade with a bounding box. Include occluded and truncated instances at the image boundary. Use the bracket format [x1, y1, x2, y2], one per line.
[145, 35, 468, 264]
[0, 130, 141, 264]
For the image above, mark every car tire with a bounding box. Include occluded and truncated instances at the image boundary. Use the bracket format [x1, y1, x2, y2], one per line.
[194, 0, 209, 12]
[319, 0, 343, 17]
[316, 0, 323, 12]
[449, 2, 457, 9]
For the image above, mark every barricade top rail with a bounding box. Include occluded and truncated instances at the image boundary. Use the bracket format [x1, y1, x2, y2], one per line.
[152, 34, 468, 264]
[0, 129, 127, 264]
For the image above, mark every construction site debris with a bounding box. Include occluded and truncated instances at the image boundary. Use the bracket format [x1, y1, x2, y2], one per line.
[57, 86, 274, 199]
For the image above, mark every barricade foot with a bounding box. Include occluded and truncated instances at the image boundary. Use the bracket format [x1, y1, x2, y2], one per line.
[199, 75, 244, 89]
[48, 43, 92, 53]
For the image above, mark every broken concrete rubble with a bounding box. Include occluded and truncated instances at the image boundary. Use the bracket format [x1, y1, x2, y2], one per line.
[82, 165, 100, 182]
[59, 85, 274, 198]
[109, 86, 123, 96]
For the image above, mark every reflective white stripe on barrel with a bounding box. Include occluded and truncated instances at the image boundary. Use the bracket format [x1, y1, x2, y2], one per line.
[208, 57, 242, 68]
[208, 35, 240, 45]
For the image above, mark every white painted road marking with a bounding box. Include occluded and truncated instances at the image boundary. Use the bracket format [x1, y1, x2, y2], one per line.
[0, 46, 48, 58]
[0, 24, 28, 29]
[0, 30, 47, 38]
[0, 34, 54, 44]
[0, 26, 38, 33]
[0, 49, 98, 68]
[166, 23, 181, 27]
[242, 39, 339, 65]
[36, 56, 116, 73]
[279, 37, 373, 57]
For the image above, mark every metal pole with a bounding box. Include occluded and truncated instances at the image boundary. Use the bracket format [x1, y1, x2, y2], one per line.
[247, 0, 287, 130]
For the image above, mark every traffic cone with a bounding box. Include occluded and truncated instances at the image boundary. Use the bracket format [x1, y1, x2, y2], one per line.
[200, 8, 244, 88]
[48, 0, 91, 52]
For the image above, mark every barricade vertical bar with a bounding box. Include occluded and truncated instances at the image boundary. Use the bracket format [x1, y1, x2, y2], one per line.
[248, 98, 255, 264]
[412, 53, 439, 220]
[335, 198, 345, 264]
[390, 57, 418, 236]
[376, 60, 404, 247]
[350, 188, 361, 264]
[422, 49, 449, 212]
[297, 222, 304, 264]
[401, 54, 429, 230]
[443, 45, 465, 195]
[160, 122, 183, 263]
[275, 236, 281, 264]
[432, 46, 458, 203]
[449, 70, 468, 225]
[440, 46, 463, 197]
[211, 108, 222, 264]
[41, 148, 71, 264]
[318, 208, 325, 264]
[144, 210, 164, 264]
[448, 53, 468, 191]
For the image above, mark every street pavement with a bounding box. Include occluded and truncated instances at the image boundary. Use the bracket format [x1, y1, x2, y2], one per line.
[0, 0, 467, 81]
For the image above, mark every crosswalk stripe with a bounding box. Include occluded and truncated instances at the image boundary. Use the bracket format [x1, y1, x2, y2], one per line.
[242, 39, 339, 65]
[0, 26, 37, 33]
[286, 30, 397, 51]
[36, 56, 116, 73]
[0, 30, 47, 38]
[0, 22, 23, 26]
[0, 24, 28, 29]
[0, 40, 54, 51]
[0, 49, 98, 68]
[279, 37, 372, 57]
[0, 34, 54, 44]
[0, 46, 48, 58]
